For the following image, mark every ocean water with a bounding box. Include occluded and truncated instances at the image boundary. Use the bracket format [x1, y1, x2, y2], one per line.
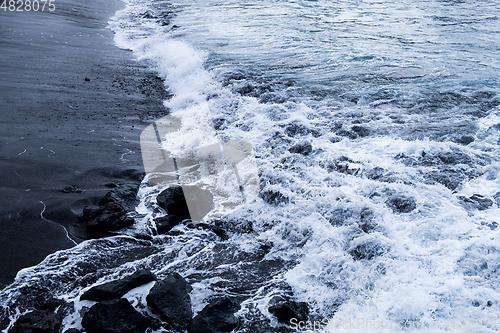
[2, 0, 500, 332]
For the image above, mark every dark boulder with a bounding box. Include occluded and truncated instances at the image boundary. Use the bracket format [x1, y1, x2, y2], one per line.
[81, 298, 150, 333]
[268, 300, 309, 324]
[79, 201, 134, 237]
[188, 297, 240, 333]
[146, 273, 192, 330]
[81, 269, 156, 302]
[156, 186, 191, 223]
[99, 183, 140, 212]
[154, 215, 181, 234]
[289, 142, 312, 156]
[458, 194, 493, 211]
[8, 310, 62, 333]
[386, 195, 416, 213]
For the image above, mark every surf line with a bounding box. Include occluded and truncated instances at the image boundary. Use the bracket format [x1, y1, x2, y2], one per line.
[140, 102, 260, 223]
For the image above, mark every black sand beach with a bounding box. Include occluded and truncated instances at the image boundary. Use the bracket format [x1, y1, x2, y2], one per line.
[0, 0, 169, 288]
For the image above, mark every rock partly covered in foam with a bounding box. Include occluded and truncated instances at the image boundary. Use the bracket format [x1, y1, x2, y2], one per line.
[458, 194, 493, 211]
[156, 186, 190, 217]
[155, 186, 191, 231]
[146, 273, 193, 331]
[81, 298, 150, 333]
[289, 142, 313, 156]
[348, 234, 391, 260]
[8, 310, 62, 333]
[386, 195, 417, 213]
[7, 298, 65, 333]
[80, 269, 156, 302]
[187, 222, 229, 240]
[268, 298, 309, 324]
[189, 297, 240, 333]
[260, 189, 289, 206]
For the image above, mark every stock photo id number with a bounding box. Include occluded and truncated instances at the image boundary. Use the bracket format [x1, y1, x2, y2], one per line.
[1, 0, 55, 11]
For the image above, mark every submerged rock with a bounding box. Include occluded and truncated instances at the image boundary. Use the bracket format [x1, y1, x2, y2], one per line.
[455, 135, 475, 145]
[348, 234, 390, 260]
[79, 201, 134, 237]
[189, 297, 240, 333]
[81, 269, 156, 302]
[8, 310, 62, 333]
[81, 298, 150, 333]
[268, 300, 309, 324]
[425, 169, 468, 190]
[458, 194, 493, 211]
[289, 142, 312, 156]
[260, 189, 289, 206]
[386, 195, 416, 213]
[359, 207, 377, 233]
[336, 129, 358, 140]
[351, 125, 370, 137]
[285, 123, 320, 138]
[146, 273, 192, 330]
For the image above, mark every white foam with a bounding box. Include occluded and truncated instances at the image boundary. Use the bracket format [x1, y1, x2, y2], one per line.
[2, 0, 491, 331]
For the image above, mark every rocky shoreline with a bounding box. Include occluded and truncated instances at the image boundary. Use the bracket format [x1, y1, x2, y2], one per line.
[6, 268, 307, 333]
[1, 186, 309, 333]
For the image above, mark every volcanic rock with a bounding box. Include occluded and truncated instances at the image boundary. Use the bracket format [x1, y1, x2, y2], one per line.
[146, 273, 192, 330]
[269, 300, 309, 324]
[81, 298, 150, 333]
[8, 310, 62, 333]
[81, 269, 156, 302]
[79, 201, 134, 237]
[188, 297, 240, 333]
[156, 186, 191, 223]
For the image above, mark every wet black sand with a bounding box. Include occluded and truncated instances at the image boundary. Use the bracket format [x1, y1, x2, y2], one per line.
[0, 0, 169, 287]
